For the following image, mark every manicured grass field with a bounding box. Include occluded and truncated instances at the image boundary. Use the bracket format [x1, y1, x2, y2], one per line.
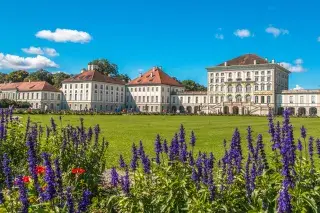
[20, 114, 320, 166]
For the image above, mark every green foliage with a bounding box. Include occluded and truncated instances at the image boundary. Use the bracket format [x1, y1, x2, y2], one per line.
[0, 72, 7, 83]
[181, 79, 207, 91]
[89, 59, 119, 76]
[6, 70, 29, 82]
[0, 99, 30, 108]
[24, 69, 54, 85]
[117, 73, 131, 83]
[52, 72, 71, 88]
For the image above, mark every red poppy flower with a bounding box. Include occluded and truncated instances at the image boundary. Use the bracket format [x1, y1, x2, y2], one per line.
[36, 166, 46, 175]
[22, 176, 31, 183]
[72, 168, 86, 175]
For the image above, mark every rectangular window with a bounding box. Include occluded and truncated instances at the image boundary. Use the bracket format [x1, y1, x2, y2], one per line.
[204, 97, 206, 103]
[196, 97, 198, 104]
[261, 96, 265, 103]
[156, 96, 158, 102]
[138, 96, 141, 102]
[147, 96, 149, 102]
[167, 97, 169, 103]
[188, 97, 191, 103]
[311, 96, 315, 104]
[289, 96, 293, 103]
[210, 96, 213, 103]
[173, 97, 176, 103]
[162, 96, 164, 103]
[300, 96, 304, 103]
[180, 97, 183, 103]
[143, 96, 145, 102]
[151, 96, 154, 102]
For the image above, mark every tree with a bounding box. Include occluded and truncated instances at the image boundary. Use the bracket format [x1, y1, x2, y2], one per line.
[181, 80, 207, 91]
[52, 72, 71, 88]
[89, 59, 118, 76]
[0, 72, 7, 83]
[24, 69, 54, 85]
[117, 74, 131, 83]
[6, 70, 29, 82]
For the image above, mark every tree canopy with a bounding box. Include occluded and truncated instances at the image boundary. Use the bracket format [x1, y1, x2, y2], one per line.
[25, 69, 54, 85]
[52, 72, 71, 88]
[0, 73, 7, 83]
[89, 59, 119, 76]
[89, 58, 131, 83]
[6, 70, 29, 83]
[181, 80, 207, 91]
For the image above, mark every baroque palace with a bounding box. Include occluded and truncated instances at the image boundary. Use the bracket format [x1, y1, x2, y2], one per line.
[0, 54, 319, 116]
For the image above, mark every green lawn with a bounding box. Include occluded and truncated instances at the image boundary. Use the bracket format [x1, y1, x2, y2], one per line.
[19, 114, 320, 166]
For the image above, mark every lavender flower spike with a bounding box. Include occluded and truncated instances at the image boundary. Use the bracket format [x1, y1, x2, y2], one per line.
[77, 189, 92, 212]
[41, 152, 56, 201]
[2, 154, 13, 189]
[16, 176, 29, 213]
[110, 167, 119, 187]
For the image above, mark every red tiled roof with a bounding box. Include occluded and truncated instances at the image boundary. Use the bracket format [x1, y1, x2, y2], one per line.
[218, 54, 268, 66]
[0, 81, 60, 92]
[128, 67, 184, 87]
[63, 70, 126, 85]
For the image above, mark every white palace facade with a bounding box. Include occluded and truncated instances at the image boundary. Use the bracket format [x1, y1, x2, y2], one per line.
[0, 54, 319, 116]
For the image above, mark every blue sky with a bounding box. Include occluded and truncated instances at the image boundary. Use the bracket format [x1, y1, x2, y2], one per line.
[0, 0, 319, 89]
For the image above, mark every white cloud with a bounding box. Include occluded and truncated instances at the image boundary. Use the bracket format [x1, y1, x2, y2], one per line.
[0, 53, 58, 70]
[265, 26, 289, 37]
[22, 46, 59, 57]
[43, 48, 59, 57]
[35, 28, 92, 43]
[292, 85, 304, 90]
[280, 58, 306, 72]
[234, 29, 251, 38]
[22, 46, 44, 55]
[215, 33, 224, 40]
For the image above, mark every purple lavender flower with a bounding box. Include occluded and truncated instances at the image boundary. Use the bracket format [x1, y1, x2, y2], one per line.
[121, 169, 130, 195]
[179, 124, 185, 144]
[190, 131, 196, 147]
[255, 134, 269, 173]
[142, 155, 151, 174]
[208, 184, 216, 201]
[87, 127, 93, 142]
[191, 167, 199, 183]
[155, 153, 161, 165]
[2, 154, 12, 189]
[229, 128, 243, 173]
[41, 152, 56, 201]
[179, 143, 188, 163]
[110, 167, 119, 187]
[163, 139, 168, 154]
[188, 151, 195, 166]
[300, 125, 306, 139]
[66, 187, 74, 213]
[77, 189, 92, 212]
[247, 126, 255, 156]
[297, 139, 302, 152]
[250, 162, 256, 192]
[273, 121, 281, 150]
[316, 138, 320, 158]
[26, 133, 41, 195]
[130, 143, 138, 171]
[245, 154, 252, 198]
[309, 136, 314, 173]
[16, 176, 29, 213]
[50, 117, 57, 132]
[169, 134, 179, 161]
[0, 123, 6, 141]
[138, 141, 145, 158]
[277, 180, 292, 213]
[154, 134, 162, 154]
[119, 155, 126, 168]
[268, 110, 275, 141]
[54, 158, 63, 197]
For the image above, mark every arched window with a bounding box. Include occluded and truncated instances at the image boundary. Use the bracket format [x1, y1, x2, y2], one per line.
[228, 73, 232, 78]
[247, 72, 250, 77]
[246, 84, 251, 92]
[228, 85, 233, 93]
[236, 84, 242, 92]
[261, 84, 265, 91]
[228, 95, 232, 102]
[255, 84, 259, 91]
[220, 85, 224, 92]
[267, 84, 271, 91]
[237, 72, 241, 78]
[236, 95, 242, 103]
[246, 95, 251, 103]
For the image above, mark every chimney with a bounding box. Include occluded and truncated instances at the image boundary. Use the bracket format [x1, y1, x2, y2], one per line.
[271, 59, 275, 64]
[224, 62, 227, 66]
[253, 60, 257, 65]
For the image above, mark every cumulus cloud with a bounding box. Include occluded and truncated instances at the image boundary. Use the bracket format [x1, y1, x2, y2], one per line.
[280, 58, 306, 72]
[36, 28, 92, 43]
[22, 46, 59, 57]
[0, 53, 58, 70]
[265, 26, 289, 37]
[293, 85, 304, 90]
[215, 33, 224, 40]
[43, 48, 59, 57]
[234, 29, 251, 38]
[22, 46, 44, 55]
